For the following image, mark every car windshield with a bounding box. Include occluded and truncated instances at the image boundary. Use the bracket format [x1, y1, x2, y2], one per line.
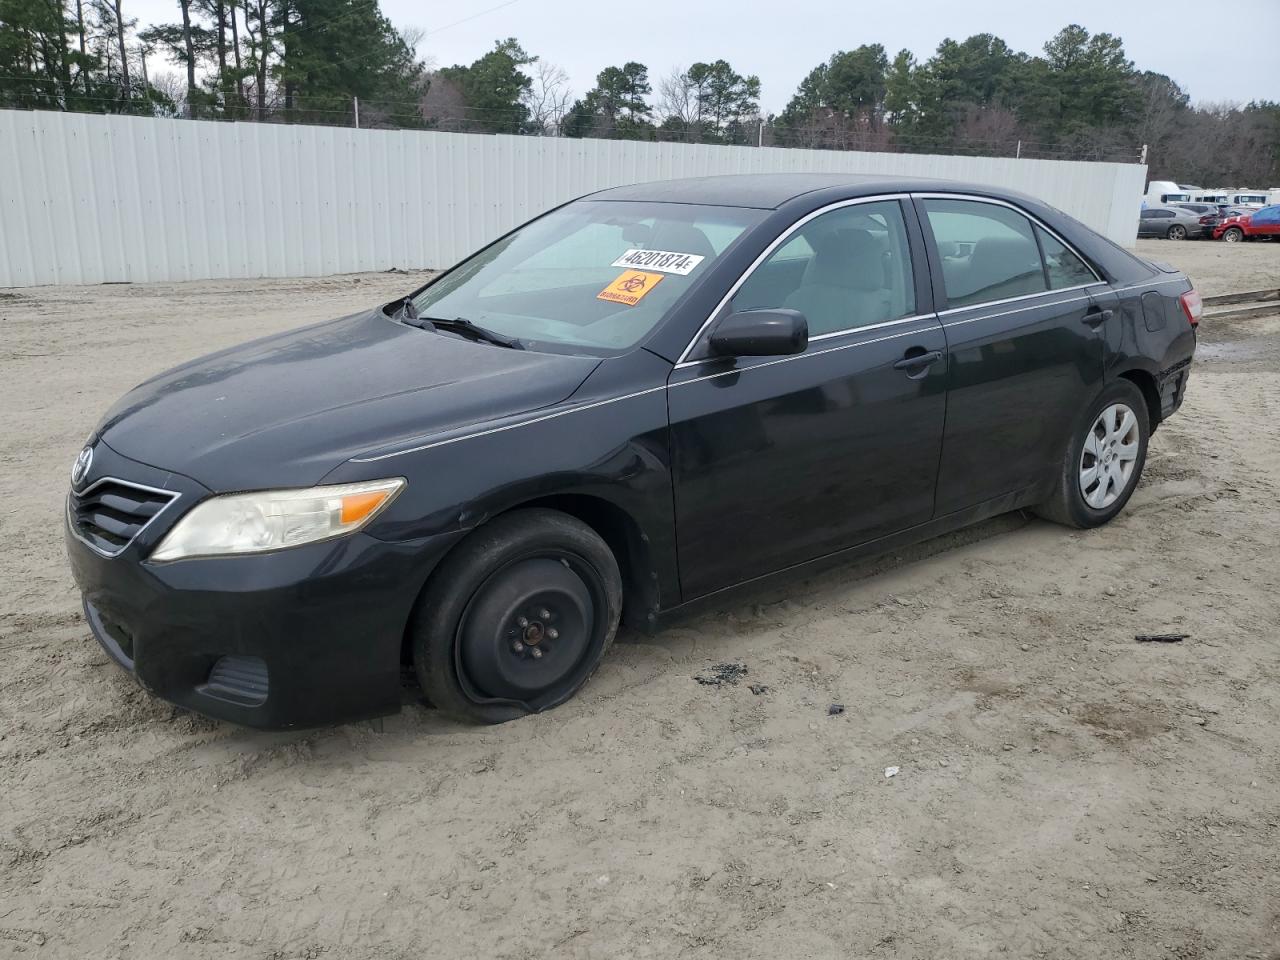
[408, 200, 763, 356]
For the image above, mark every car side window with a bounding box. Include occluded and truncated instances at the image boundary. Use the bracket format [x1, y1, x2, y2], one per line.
[730, 200, 916, 337]
[922, 199, 1047, 307]
[1035, 226, 1097, 289]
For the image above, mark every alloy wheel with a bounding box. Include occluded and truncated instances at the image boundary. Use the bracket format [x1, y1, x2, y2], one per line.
[1223, 227, 1243, 242]
[1167, 224, 1186, 240]
[1079, 403, 1140, 510]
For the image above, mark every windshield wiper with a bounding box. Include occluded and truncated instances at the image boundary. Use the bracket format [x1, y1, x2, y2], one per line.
[429, 317, 524, 349]
[398, 298, 523, 349]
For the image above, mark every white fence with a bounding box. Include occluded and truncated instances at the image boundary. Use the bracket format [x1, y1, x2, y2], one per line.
[0, 109, 1147, 288]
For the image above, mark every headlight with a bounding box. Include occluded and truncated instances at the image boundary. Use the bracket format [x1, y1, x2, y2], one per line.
[150, 478, 405, 562]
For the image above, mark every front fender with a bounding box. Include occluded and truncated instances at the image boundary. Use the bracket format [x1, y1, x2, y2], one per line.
[321, 352, 680, 612]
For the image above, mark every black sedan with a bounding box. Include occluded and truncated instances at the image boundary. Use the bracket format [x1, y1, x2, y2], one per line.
[66, 174, 1200, 728]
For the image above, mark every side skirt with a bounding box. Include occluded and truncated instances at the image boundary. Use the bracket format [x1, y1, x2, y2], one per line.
[649, 484, 1043, 632]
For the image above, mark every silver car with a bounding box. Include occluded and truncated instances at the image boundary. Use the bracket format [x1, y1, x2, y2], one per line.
[1138, 205, 1208, 240]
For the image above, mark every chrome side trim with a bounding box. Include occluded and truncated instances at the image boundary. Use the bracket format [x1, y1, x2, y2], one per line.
[671, 324, 931, 387]
[66, 476, 181, 559]
[350, 385, 670, 462]
[910, 192, 1105, 286]
[674, 311, 936, 370]
[939, 294, 1092, 331]
[673, 193, 913, 365]
[934, 282, 1104, 317]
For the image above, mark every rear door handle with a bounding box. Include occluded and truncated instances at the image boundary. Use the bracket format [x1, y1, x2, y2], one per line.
[892, 349, 943, 371]
[1083, 307, 1113, 328]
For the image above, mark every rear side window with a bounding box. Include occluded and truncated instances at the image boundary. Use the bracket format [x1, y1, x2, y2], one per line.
[732, 200, 916, 336]
[922, 199, 1047, 307]
[1035, 226, 1097, 289]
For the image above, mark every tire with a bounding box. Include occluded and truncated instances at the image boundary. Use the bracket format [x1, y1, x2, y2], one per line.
[1166, 224, 1187, 240]
[411, 509, 622, 724]
[1034, 380, 1149, 529]
[1222, 227, 1244, 243]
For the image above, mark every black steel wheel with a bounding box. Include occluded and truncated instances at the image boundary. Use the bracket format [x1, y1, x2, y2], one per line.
[410, 509, 622, 724]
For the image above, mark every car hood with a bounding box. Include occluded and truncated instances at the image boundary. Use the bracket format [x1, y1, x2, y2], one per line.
[97, 309, 601, 491]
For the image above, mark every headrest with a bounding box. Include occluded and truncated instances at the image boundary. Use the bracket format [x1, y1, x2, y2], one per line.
[964, 235, 1038, 293]
[805, 228, 884, 292]
[646, 223, 716, 260]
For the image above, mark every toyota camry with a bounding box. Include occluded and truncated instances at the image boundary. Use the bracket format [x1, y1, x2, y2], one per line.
[66, 174, 1200, 728]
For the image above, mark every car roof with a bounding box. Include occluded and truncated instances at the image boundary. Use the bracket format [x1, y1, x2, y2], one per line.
[586, 173, 1034, 209]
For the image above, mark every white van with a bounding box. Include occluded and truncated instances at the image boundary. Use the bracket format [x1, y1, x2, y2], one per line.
[1225, 192, 1268, 208]
[1144, 181, 1194, 205]
[1191, 189, 1268, 209]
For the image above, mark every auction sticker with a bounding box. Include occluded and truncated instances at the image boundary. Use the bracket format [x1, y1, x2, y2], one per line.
[611, 249, 705, 275]
[598, 270, 664, 306]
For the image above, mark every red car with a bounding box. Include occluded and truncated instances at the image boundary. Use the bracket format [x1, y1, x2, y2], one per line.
[1213, 204, 1280, 242]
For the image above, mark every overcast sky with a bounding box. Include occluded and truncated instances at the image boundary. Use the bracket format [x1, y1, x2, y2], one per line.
[128, 0, 1280, 112]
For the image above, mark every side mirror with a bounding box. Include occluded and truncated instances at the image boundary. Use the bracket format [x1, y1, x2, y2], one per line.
[708, 309, 808, 358]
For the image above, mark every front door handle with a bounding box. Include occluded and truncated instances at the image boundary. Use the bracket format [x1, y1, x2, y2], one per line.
[1083, 307, 1114, 328]
[892, 349, 943, 373]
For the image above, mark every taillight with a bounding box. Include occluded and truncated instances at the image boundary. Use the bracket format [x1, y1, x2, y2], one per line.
[1199, 215, 1213, 224]
[1179, 289, 1203, 327]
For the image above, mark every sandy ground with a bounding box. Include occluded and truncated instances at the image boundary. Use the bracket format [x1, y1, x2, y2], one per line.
[2, 241, 1279, 960]
[1135, 237, 1279, 298]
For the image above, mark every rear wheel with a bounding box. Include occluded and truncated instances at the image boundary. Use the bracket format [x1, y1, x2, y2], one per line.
[1166, 224, 1187, 240]
[1034, 380, 1149, 529]
[411, 509, 622, 724]
[1222, 226, 1244, 243]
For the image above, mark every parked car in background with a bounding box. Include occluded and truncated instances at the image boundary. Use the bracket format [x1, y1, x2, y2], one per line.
[1213, 205, 1280, 242]
[1138, 205, 1209, 240]
[65, 174, 1200, 729]
[1172, 202, 1228, 233]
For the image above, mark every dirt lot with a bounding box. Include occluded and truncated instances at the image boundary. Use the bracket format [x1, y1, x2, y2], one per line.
[2, 240, 1278, 959]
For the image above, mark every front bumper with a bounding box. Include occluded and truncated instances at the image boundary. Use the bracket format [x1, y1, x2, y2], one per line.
[65, 444, 463, 729]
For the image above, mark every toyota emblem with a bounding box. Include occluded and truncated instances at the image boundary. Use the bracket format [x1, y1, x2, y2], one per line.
[71, 445, 94, 487]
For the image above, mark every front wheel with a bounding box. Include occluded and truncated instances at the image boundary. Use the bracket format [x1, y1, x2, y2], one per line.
[1166, 224, 1187, 240]
[1034, 381, 1149, 529]
[1222, 226, 1244, 243]
[411, 509, 623, 724]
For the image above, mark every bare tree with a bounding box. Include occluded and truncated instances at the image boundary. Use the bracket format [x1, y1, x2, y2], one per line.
[521, 60, 572, 135]
[656, 66, 698, 130]
[398, 26, 434, 70]
[954, 104, 1022, 153]
[420, 72, 472, 131]
[148, 69, 188, 115]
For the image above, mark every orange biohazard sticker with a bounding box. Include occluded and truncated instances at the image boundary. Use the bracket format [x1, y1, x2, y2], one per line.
[597, 270, 663, 306]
